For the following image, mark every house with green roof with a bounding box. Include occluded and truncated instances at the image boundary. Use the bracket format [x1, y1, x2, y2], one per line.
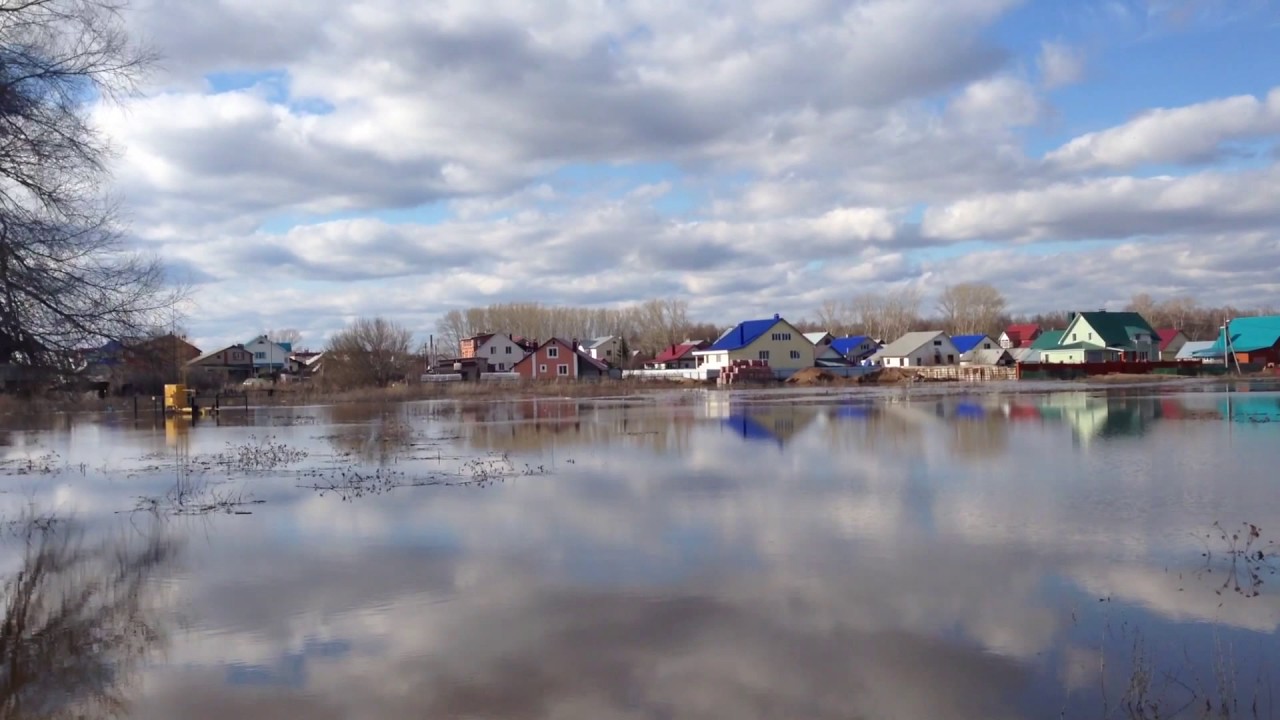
[1030, 330, 1065, 350]
[1039, 311, 1158, 364]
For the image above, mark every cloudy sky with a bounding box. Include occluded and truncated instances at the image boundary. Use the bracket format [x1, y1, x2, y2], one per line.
[97, 0, 1280, 349]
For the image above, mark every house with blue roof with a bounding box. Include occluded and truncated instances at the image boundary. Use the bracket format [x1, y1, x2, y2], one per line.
[1193, 316, 1280, 366]
[950, 334, 1012, 365]
[692, 314, 814, 378]
[829, 335, 881, 364]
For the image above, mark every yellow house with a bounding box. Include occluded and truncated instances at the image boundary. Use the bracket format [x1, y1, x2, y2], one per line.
[692, 315, 815, 378]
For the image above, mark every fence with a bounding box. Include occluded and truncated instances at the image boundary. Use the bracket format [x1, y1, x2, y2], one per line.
[1016, 361, 1217, 381]
[914, 365, 1018, 382]
[623, 368, 720, 381]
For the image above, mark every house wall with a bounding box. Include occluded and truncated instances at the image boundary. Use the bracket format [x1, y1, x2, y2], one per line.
[1064, 317, 1155, 361]
[695, 351, 731, 370]
[586, 338, 621, 363]
[998, 332, 1014, 349]
[1160, 334, 1188, 362]
[476, 335, 524, 372]
[733, 331, 815, 372]
[882, 335, 961, 367]
[514, 340, 578, 380]
[244, 338, 290, 371]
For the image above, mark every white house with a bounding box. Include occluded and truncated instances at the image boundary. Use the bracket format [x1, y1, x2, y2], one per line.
[469, 333, 526, 372]
[872, 331, 961, 368]
[581, 336, 622, 364]
[243, 335, 291, 374]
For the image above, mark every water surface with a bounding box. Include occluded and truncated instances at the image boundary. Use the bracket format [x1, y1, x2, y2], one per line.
[2, 385, 1278, 719]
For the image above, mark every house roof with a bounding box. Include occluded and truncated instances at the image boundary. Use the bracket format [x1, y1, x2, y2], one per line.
[463, 333, 495, 344]
[803, 332, 832, 345]
[1195, 316, 1280, 355]
[965, 348, 1012, 366]
[1176, 341, 1216, 360]
[652, 342, 703, 364]
[517, 337, 611, 372]
[830, 336, 877, 357]
[1002, 324, 1041, 347]
[1009, 347, 1041, 363]
[584, 336, 615, 349]
[705, 316, 789, 352]
[950, 335, 993, 354]
[1030, 330, 1066, 350]
[1071, 311, 1156, 349]
[188, 344, 248, 365]
[875, 331, 949, 358]
[1156, 328, 1187, 351]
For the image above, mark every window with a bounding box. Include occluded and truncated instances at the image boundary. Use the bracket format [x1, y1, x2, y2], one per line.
[1072, 333, 1077, 341]
[490, 346, 496, 354]
[1088, 333, 1093, 340]
[505, 346, 512, 354]
[790, 350, 801, 359]
[254, 352, 266, 359]
[983, 343, 992, 349]
[539, 364, 547, 373]
[606, 350, 612, 357]
[548, 346, 559, 358]
[770, 332, 792, 341]
[933, 340, 942, 346]
[758, 350, 770, 360]
[557, 364, 569, 376]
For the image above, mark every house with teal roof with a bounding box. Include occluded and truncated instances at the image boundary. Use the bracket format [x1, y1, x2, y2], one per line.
[1193, 316, 1280, 366]
[1039, 311, 1158, 364]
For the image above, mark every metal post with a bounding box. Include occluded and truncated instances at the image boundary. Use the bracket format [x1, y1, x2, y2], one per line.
[133, 395, 138, 419]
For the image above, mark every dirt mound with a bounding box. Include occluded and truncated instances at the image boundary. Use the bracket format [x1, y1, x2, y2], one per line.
[857, 368, 915, 385]
[786, 368, 839, 385]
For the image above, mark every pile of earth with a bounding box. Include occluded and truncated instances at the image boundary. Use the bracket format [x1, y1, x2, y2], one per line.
[857, 368, 915, 385]
[785, 368, 841, 385]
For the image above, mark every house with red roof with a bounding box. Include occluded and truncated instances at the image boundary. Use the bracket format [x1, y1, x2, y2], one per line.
[999, 324, 1043, 349]
[645, 341, 709, 370]
[1156, 328, 1190, 361]
[512, 338, 611, 380]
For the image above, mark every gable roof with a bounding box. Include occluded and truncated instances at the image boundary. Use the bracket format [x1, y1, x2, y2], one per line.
[966, 348, 1013, 365]
[950, 334, 994, 354]
[1156, 328, 1187, 351]
[1002, 324, 1042, 347]
[584, 336, 615, 349]
[516, 337, 611, 372]
[1069, 311, 1156, 349]
[1196, 316, 1280, 355]
[875, 331, 950, 358]
[803, 332, 833, 345]
[652, 342, 704, 364]
[1177, 341, 1216, 360]
[830, 336, 877, 357]
[704, 316, 791, 352]
[188, 344, 250, 365]
[1031, 330, 1066, 350]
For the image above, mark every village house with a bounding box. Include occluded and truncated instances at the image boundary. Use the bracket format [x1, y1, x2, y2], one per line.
[1039, 311, 1157, 364]
[803, 331, 855, 366]
[580, 336, 622, 365]
[829, 336, 881, 364]
[1193, 315, 1280, 366]
[999, 324, 1043, 349]
[953, 335, 1014, 366]
[645, 341, 708, 370]
[243, 335, 292, 375]
[1176, 341, 1217, 362]
[186, 344, 255, 383]
[459, 333, 526, 372]
[513, 338, 611, 380]
[692, 315, 815, 377]
[872, 332, 961, 367]
[1156, 329, 1190, 361]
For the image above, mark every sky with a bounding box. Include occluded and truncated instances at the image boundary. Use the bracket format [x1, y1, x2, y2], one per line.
[95, 0, 1280, 350]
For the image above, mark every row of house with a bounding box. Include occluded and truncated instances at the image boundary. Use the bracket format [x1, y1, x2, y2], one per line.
[83, 334, 325, 391]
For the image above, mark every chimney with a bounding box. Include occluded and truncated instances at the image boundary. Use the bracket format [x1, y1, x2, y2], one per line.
[774, 313, 781, 320]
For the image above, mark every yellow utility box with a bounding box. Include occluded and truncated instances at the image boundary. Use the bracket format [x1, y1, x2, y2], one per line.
[163, 384, 190, 413]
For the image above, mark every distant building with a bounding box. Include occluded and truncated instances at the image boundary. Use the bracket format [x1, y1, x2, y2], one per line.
[692, 315, 815, 377]
[829, 336, 881, 364]
[646, 341, 708, 370]
[243, 335, 292, 374]
[460, 333, 526, 372]
[1192, 316, 1280, 366]
[187, 344, 255, 383]
[1039, 311, 1157, 364]
[872, 332, 960, 367]
[1156, 328, 1190, 361]
[513, 338, 610, 380]
[580, 336, 622, 364]
[999, 324, 1043, 349]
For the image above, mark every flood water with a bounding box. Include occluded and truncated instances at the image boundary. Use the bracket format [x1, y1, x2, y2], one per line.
[2, 384, 1280, 719]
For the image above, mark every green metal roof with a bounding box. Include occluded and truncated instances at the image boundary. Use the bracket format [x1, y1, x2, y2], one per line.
[1030, 330, 1065, 350]
[1045, 342, 1107, 351]
[1073, 311, 1156, 349]
[1196, 316, 1280, 355]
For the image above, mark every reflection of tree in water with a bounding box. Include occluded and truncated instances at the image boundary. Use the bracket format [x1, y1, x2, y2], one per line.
[0, 518, 177, 719]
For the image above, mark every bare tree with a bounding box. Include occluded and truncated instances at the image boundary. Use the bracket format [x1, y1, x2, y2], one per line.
[0, 516, 176, 719]
[936, 283, 1007, 336]
[0, 0, 175, 376]
[880, 286, 923, 341]
[814, 299, 851, 335]
[265, 328, 304, 349]
[325, 317, 414, 388]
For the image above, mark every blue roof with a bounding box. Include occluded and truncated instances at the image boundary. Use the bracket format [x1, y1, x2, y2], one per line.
[950, 335, 990, 354]
[707, 317, 784, 352]
[1194, 316, 1280, 356]
[723, 415, 779, 444]
[830, 336, 875, 357]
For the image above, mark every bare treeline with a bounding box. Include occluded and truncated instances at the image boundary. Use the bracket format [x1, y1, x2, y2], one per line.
[435, 300, 721, 357]
[324, 317, 414, 388]
[812, 285, 1276, 342]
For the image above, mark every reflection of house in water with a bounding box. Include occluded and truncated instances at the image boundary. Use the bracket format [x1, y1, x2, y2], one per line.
[1036, 393, 1160, 445]
[1219, 394, 1280, 424]
[461, 400, 699, 454]
[721, 405, 819, 447]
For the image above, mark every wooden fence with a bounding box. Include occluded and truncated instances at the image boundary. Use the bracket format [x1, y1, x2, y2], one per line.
[1016, 361, 1215, 381]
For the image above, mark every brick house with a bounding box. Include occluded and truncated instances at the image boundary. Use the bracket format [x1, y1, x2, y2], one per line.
[512, 338, 610, 380]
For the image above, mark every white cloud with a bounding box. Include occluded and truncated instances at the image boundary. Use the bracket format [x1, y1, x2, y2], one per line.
[1046, 88, 1280, 171]
[1038, 41, 1085, 89]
